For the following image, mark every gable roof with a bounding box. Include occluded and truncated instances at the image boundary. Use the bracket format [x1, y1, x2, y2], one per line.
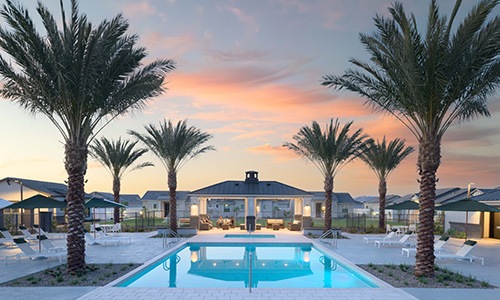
[310, 191, 356, 203]
[472, 189, 500, 201]
[190, 180, 311, 197]
[90, 192, 142, 207]
[142, 191, 190, 202]
[0, 177, 68, 199]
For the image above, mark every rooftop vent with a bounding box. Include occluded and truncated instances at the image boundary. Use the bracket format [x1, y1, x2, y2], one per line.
[245, 171, 259, 182]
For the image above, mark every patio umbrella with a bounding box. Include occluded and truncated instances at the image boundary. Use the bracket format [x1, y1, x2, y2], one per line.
[85, 197, 126, 238]
[436, 199, 500, 239]
[385, 200, 419, 225]
[4, 194, 66, 252]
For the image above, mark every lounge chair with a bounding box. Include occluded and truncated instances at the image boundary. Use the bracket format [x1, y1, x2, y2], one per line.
[375, 231, 414, 247]
[18, 226, 37, 241]
[84, 231, 129, 246]
[362, 230, 397, 244]
[12, 238, 66, 262]
[435, 240, 484, 265]
[37, 235, 65, 252]
[0, 227, 19, 246]
[33, 224, 65, 239]
[401, 236, 449, 257]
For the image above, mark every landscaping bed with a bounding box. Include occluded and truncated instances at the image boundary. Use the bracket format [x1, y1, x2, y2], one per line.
[359, 263, 495, 288]
[0, 263, 140, 287]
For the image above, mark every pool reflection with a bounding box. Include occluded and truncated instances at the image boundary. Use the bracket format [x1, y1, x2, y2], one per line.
[187, 245, 312, 287]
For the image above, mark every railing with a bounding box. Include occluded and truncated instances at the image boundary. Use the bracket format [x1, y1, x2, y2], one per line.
[162, 228, 181, 249]
[319, 228, 341, 249]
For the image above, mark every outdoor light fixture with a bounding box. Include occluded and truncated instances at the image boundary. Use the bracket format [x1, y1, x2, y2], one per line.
[303, 204, 311, 217]
[321, 205, 326, 212]
[190, 204, 199, 216]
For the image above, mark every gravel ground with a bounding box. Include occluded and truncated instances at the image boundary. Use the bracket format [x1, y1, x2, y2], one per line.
[358, 264, 496, 289]
[0, 263, 140, 287]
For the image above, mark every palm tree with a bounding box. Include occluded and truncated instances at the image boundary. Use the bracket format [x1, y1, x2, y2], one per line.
[321, 0, 500, 276]
[284, 119, 369, 233]
[359, 137, 414, 231]
[90, 137, 153, 224]
[0, 0, 175, 273]
[129, 120, 215, 233]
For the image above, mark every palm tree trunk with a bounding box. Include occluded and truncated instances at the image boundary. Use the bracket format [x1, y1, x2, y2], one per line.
[113, 177, 121, 224]
[168, 170, 178, 233]
[65, 141, 87, 274]
[323, 174, 333, 233]
[378, 178, 387, 231]
[414, 136, 440, 277]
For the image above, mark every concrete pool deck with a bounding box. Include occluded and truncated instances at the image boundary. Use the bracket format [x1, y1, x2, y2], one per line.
[0, 228, 498, 299]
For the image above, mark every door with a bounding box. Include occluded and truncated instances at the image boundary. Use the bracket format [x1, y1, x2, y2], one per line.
[491, 212, 500, 239]
[163, 202, 170, 218]
[315, 203, 322, 218]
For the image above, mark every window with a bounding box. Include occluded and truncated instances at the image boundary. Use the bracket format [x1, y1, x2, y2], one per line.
[153, 204, 157, 209]
[241, 204, 244, 209]
[224, 204, 230, 212]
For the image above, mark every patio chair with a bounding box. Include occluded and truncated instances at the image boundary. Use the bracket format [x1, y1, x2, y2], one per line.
[33, 224, 65, 239]
[84, 230, 130, 246]
[18, 226, 37, 241]
[12, 238, 66, 262]
[435, 240, 484, 265]
[37, 235, 65, 252]
[362, 230, 397, 244]
[375, 231, 414, 248]
[401, 236, 450, 257]
[0, 227, 17, 246]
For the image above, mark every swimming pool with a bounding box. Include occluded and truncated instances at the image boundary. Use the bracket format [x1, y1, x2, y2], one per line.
[117, 243, 379, 288]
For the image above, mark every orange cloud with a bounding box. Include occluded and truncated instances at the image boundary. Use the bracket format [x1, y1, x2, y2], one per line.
[247, 143, 297, 161]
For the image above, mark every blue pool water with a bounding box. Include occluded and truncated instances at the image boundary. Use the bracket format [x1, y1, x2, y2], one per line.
[118, 243, 378, 288]
[224, 234, 275, 238]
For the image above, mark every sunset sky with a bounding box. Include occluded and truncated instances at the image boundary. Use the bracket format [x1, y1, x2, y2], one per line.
[1, 0, 499, 199]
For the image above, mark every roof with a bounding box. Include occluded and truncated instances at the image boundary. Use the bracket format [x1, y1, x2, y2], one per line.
[90, 192, 142, 207]
[0, 177, 68, 198]
[472, 189, 500, 201]
[310, 192, 356, 204]
[142, 191, 190, 201]
[190, 180, 311, 197]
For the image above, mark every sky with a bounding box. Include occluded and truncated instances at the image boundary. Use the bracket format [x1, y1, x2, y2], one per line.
[0, 0, 499, 199]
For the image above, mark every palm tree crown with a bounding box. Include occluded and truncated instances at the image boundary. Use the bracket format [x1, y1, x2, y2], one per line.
[129, 119, 215, 232]
[0, 0, 175, 273]
[321, 0, 500, 276]
[360, 137, 414, 230]
[284, 119, 369, 232]
[90, 137, 153, 223]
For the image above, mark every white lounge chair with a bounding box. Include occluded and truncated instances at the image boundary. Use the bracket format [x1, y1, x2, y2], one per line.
[84, 231, 129, 246]
[363, 230, 397, 244]
[0, 227, 19, 246]
[435, 240, 484, 265]
[375, 232, 414, 247]
[94, 227, 131, 243]
[402, 236, 450, 257]
[18, 226, 37, 241]
[37, 235, 65, 252]
[33, 224, 65, 239]
[12, 238, 66, 262]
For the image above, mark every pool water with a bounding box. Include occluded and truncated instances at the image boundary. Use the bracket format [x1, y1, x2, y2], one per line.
[224, 234, 275, 238]
[118, 243, 378, 288]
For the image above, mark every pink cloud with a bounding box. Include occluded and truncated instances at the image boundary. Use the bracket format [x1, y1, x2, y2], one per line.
[226, 6, 260, 34]
[121, 2, 156, 18]
[248, 143, 297, 161]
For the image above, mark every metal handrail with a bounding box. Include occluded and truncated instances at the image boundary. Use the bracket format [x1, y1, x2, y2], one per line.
[163, 229, 181, 248]
[319, 229, 339, 249]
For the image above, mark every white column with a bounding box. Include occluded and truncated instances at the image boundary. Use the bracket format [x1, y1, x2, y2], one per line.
[294, 198, 303, 215]
[246, 197, 255, 216]
[303, 197, 312, 217]
[190, 197, 200, 216]
[199, 197, 207, 215]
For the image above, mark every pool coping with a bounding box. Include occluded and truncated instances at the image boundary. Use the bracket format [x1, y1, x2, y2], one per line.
[107, 236, 394, 289]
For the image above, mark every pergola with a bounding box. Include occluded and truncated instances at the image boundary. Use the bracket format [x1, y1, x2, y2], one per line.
[188, 171, 313, 230]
